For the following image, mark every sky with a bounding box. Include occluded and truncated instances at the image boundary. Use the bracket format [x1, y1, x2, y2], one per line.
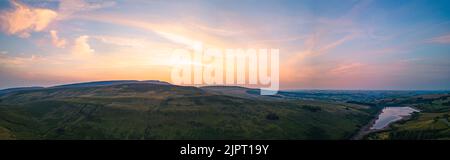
[0, 0, 449, 90]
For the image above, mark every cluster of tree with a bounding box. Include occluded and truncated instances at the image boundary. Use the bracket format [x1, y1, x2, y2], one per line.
[346, 101, 376, 107]
[443, 114, 449, 121]
[388, 129, 449, 140]
[443, 101, 450, 106]
[266, 113, 279, 120]
[301, 105, 322, 112]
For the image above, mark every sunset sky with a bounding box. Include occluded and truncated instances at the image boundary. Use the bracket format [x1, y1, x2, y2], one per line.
[0, 0, 449, 90]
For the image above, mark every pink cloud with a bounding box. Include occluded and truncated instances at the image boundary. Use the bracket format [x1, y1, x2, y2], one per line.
[57, 0, 116, 20]
[0, 0, 115, 39]
[329, 62, 365, 74]
[50, 30, 66, 48]
[0, 0, 57, 38]
[427, 34, 450, 44]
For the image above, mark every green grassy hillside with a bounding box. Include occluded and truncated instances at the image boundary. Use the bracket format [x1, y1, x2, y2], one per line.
[0, 83, 373, 140]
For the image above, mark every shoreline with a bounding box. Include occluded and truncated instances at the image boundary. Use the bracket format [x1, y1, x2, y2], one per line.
[350, 109, 382, 140]
[351, 106, 419, 140]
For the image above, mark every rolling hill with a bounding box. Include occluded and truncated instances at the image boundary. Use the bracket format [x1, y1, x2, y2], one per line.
[0, 81, 374, 140]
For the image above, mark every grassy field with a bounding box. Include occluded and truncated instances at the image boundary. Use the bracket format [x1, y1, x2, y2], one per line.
[0, 83, 374, 140]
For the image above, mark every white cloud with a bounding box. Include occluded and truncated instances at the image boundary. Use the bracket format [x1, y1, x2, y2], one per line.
[0, 0, 57, 38]
[50, 30, 66, 48]
[72, 35, 94, 58]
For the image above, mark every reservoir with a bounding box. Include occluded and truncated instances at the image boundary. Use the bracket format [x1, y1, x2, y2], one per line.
[371, 107, 419, 130]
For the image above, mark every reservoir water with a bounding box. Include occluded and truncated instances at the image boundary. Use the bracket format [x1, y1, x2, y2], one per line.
[371, 107, 419, 130]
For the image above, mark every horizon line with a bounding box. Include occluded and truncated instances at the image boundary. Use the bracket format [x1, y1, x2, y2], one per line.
[1, 79, 449, 92]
